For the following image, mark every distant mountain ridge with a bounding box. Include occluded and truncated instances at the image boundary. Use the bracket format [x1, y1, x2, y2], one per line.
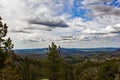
[14, 48, 48, 54]
[112, 49, 120, 55]
[14, 47, 120, 59]
[14, 47, 119, 54]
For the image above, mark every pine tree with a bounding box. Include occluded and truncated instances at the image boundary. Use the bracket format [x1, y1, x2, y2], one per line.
[0, 16, 21, 80]
[0, 17, 8, 38]
[0, 16, 14, 69]
[0, 16, 8, 69]
[47, 42, 63, 80]
[3, 37, 14, 53]
[0, 66, 21, 80]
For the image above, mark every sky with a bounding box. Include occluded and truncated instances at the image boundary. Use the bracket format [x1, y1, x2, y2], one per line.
[0, 0, 120, 49]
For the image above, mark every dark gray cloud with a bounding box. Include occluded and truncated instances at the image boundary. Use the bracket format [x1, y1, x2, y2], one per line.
[92, 5, 120, 16]
[24, 26, 52, 31]
[23, 39, 45, 43]
[82, 0, 120, 17]
[80, 33, 107, 35]
[10, 29, 31, 33]
[109, 30, 120, 34]
[59, 35, 76, 41]
[110, 26, 120, 33]
[23, 39, 39, 43]
[27, 16, 69, 28]
[110, 31, 120, 34]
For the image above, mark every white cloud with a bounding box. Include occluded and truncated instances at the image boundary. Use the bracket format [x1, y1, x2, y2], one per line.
[0, 0, 120, 48]
[81, 0, 120, 17]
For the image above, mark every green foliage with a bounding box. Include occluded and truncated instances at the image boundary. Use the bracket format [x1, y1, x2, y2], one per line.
[47, 42, 63, 80]
[96, 62, 119, 80]
[63, 64, 74, 80]
[16, 57, 42, 80]
[0, 66, 21, 80]
[0, 16, 20, 80]
[0, 49, 8, 69]
[0, 16, 9, 70]
[3, 37, 14, 52]
[0, 16, 8, 38]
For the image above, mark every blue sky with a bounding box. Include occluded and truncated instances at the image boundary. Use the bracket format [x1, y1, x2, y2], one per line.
[0, 0, 120, 49]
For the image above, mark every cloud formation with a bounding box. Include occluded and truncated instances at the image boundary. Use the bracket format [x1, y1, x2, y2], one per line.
[11, 29, 31, 33]
[81, 0, 120, 17]
[24, 25, 52, 31]
[0, 0, 120, 48]
[27, 16, 68, 28]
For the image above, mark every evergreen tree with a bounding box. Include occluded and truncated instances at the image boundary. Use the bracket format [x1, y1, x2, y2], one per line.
[0, 66, 21, 80]
[0, 16, 8, 69]
[47, 42, 63, 80]
[0, 16, 20, 80]
[3, 37, 14, 53]
[97, 63, 119, 80]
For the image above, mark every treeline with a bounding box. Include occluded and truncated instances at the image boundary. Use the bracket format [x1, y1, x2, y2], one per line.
[1, 43, 120, 80]
[0, 17, 120, 80]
